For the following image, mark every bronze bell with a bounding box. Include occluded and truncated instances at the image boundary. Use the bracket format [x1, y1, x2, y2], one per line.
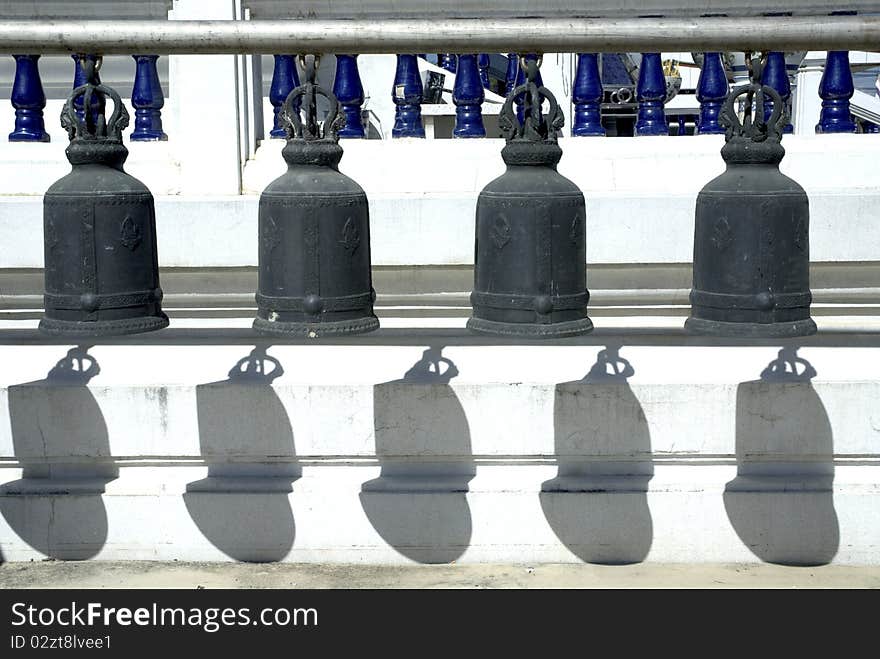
[41, 57, 168, 337]
[254, 54, 378, 337]
[687, 54, 816, 337]
[468, 56, 592, 337]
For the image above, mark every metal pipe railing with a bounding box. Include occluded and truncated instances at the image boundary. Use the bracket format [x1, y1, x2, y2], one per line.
[0, 16, 878, 55]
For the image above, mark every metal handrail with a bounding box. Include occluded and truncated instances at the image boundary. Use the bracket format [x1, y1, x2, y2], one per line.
[0, 16, 878, 54]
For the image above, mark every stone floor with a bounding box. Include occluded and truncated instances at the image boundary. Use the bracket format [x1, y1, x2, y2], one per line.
[1, 561, 878, 589]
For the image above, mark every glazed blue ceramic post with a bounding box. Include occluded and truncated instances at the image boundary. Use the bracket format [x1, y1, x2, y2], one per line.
[696, 52, 727, 135]
[269, 55, 299, 138]
[505, 53, 518, 96]
[816, 51, 856, 133]
[572, 53, 605, 136]
[636, 53, 667, 135]
[392, 54, 425, 138]
[440, 54, 457, 73]
[333, 54, 366, 138]
[131, 55, 168, 141]
[762, 52, 793, 134]
[8, 55, 49, 142]
[478, 54, 491, 89]
[453, 54, 486, 138]
[72, 54, 101, 124]
[864, 121, 880, 133]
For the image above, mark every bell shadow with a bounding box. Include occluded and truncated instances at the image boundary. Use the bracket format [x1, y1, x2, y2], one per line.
[360, 346, 475, 563]
[540, 345, 654, 564]
[0, 346, 114, 560]
[724, 347, 839, 566]
[184, 346, 298, 562]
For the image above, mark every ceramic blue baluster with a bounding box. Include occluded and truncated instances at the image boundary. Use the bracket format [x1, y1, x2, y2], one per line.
[572, 53, 605, 136]
[505, 53, 519, 96]
[816, 51, 856, 133]
[131, 55, 168, 141]
[453, 54, 486, 138]
[439, 54, 457, 73]
[269, 55, 299, 138]
[478, 54, 491, 89]
[762, 51, 793, 134]
[392, 54, 425, 138]
[635, 53, 667, 136]
[334, 54, 366, 138]
[696, 52, 727, 135]
[8, 54, 49, 142]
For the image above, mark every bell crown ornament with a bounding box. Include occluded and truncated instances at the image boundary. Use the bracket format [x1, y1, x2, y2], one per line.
[279, 54, 346, 168]
[719, 54, 787, 166]
[61, 56, 130, 168]
[498, 56, 565, 167]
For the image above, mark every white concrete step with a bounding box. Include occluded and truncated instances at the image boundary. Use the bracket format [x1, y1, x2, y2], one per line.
[2, 135, 879, 268]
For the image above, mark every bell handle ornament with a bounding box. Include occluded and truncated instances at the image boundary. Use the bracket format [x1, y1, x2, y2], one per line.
[499, 55, 564, 143]
[519, 54, 544, 72]
[61, 55, 129, 143]
[279, 53, 345, 142]
[719, 52, 786, 143]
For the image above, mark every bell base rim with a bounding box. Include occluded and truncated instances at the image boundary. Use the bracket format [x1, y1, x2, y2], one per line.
[466, 316, 594, 338]
[38, 314, 169, 337]
[684, 317, 817, 338]
[253, 315, 379, 337]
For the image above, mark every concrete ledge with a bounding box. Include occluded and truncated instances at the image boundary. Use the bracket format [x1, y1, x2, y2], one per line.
[2, 134, 879, 268]
[2, 264, 880, 320]
[4, 191, 880, 268]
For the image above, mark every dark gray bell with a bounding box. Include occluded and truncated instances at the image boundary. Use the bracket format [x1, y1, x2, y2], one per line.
[40, 57, 167, 337]
[254, 54, 378, 337]
[468, 57, 592, 338]
[686, 55, 816, 338]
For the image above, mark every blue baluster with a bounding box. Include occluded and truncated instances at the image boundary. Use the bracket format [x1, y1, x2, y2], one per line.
[762, 51, 793, 134]
[571, 53, 605, 137]
[269, 54, 299, 138]
[816, 51, 857, 134]
[505, 53, 518, 96]
[677, 115, 687, 136]
[864, 121, 880, 134]
[333, 54, 366, 138]
[131, 55, 168, 141]
[453, 54, 486, 138]
[696, 52, 727, 135]
[636, 53, 668, 136]
[71, 54, 101, 124]
[478, 54, 491, 89]
[392, 54, 425, 138]
[8, 54, 49, 142]
[440, 54, 457, 73]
